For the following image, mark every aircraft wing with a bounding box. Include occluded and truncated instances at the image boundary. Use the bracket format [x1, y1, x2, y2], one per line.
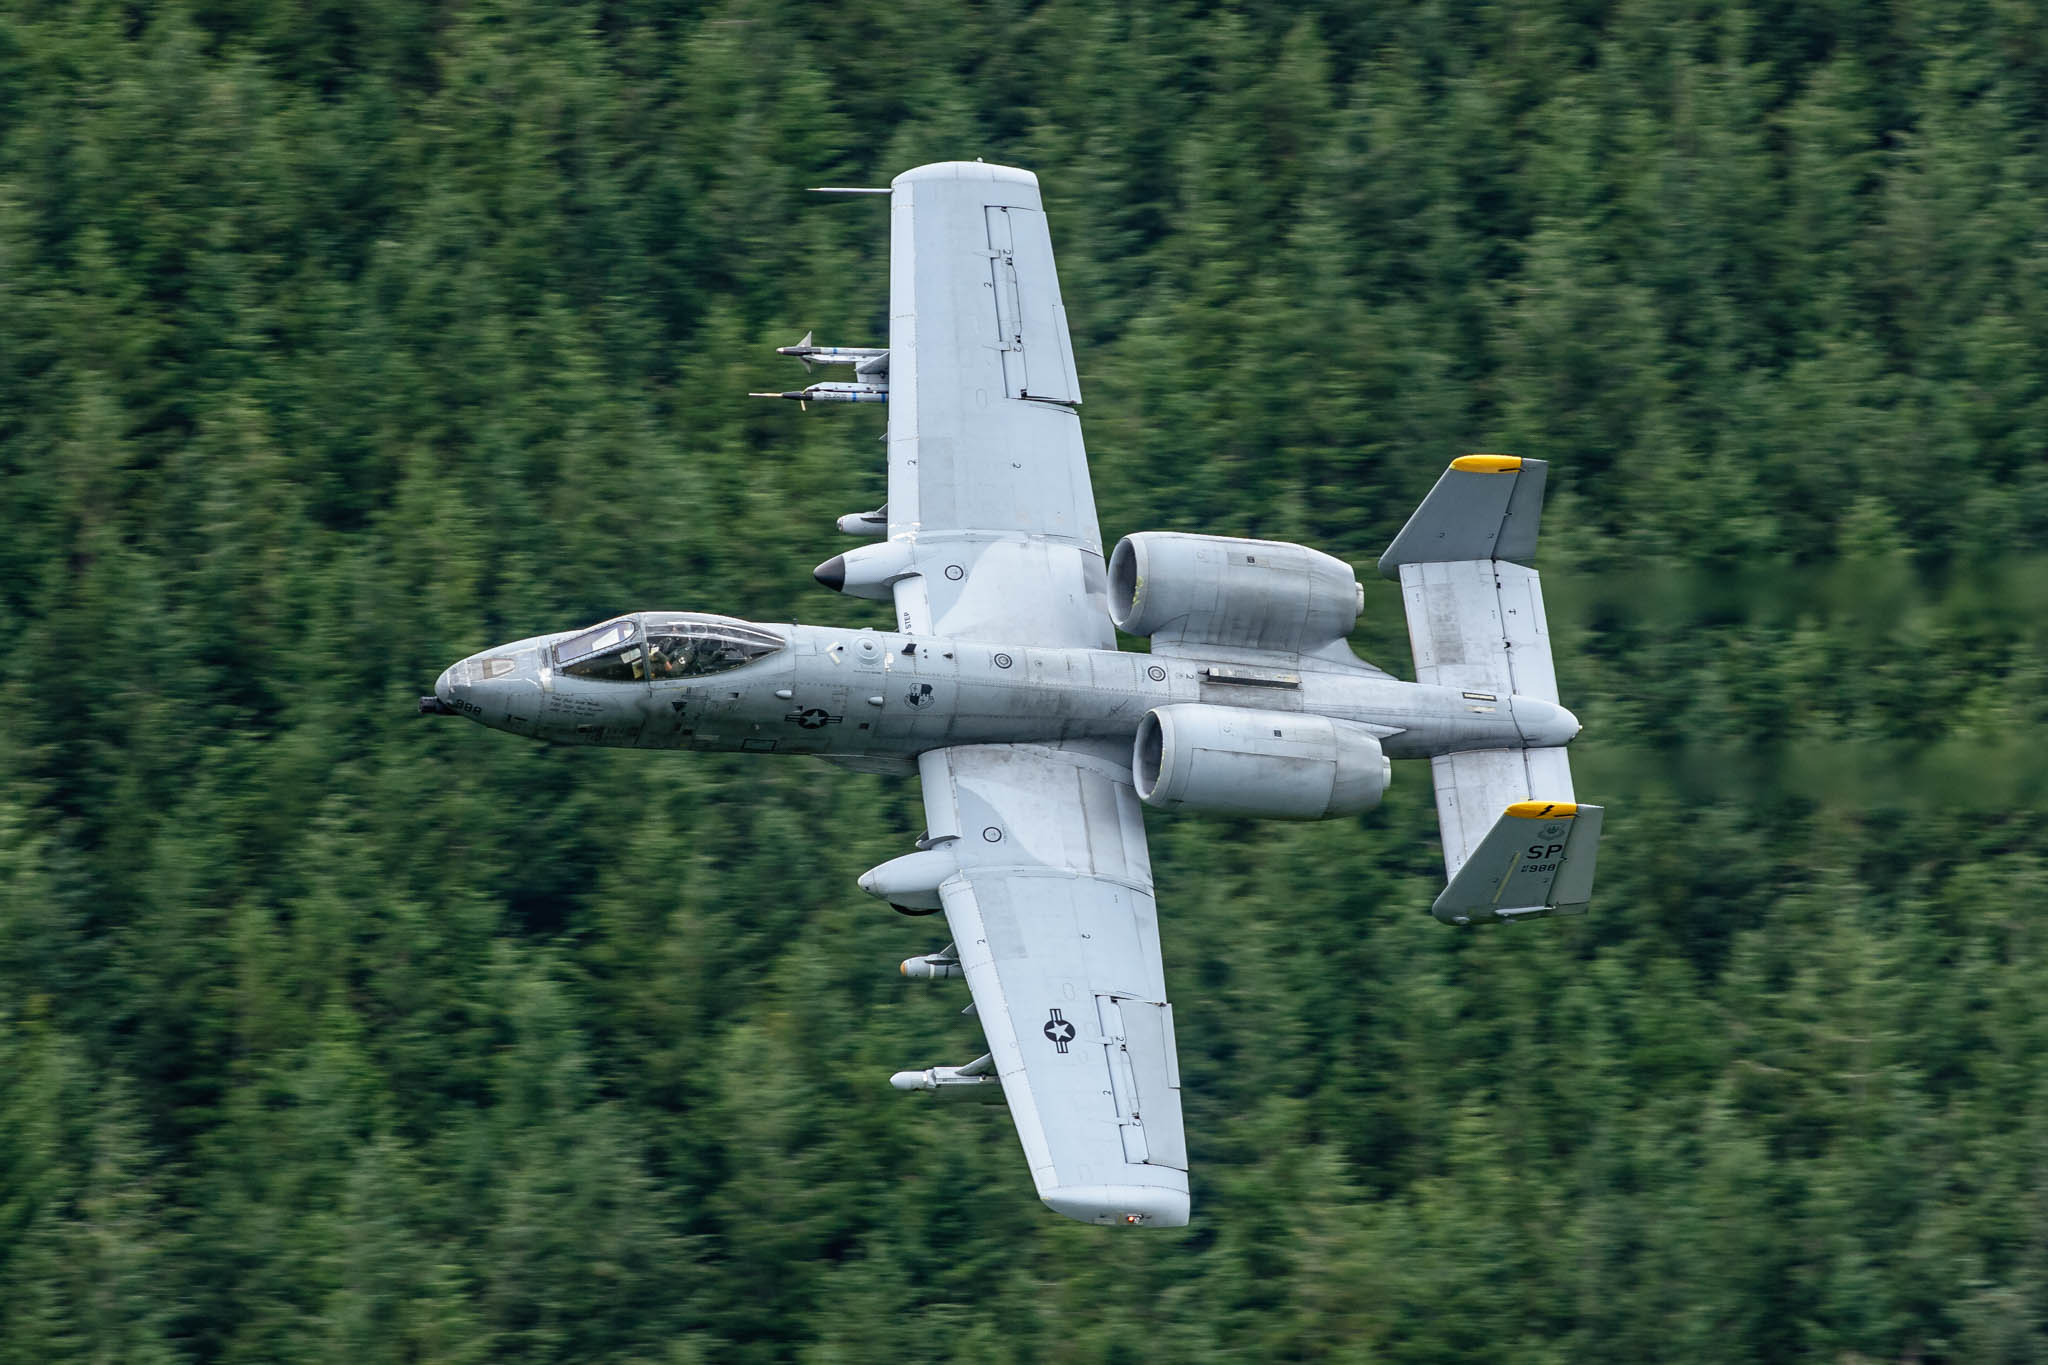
[882, 162, 1113, 650]
[914, 740, 1191, 1227]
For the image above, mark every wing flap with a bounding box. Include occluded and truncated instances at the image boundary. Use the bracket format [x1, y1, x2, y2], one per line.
[986, 204, 1081, 404]
[1103, 997, 1187, 1170]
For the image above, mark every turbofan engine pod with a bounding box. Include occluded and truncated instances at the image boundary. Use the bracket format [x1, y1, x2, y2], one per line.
[1133, 704, 1390, 821]
[1108, 532, 1361, 656]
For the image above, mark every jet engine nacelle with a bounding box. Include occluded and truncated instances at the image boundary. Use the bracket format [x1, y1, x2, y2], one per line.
[1133, 705, 1391, 820]
[1108, 532, 1363, 655]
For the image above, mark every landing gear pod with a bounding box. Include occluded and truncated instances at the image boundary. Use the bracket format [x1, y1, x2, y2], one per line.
[857, 848, 958, 912]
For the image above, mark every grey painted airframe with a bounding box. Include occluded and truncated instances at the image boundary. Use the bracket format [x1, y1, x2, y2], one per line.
[423, 162, 1604, 1229]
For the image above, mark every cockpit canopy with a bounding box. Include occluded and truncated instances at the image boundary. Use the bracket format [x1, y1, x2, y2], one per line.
[554, 614, 784, 683]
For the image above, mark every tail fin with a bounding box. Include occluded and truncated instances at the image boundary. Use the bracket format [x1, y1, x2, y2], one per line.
[1382, 456, 1603, 912]
[1431, 801, 1604, 925]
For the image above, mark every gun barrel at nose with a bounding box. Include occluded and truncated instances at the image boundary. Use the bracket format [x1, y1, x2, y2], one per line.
[419, 663, 463, 715]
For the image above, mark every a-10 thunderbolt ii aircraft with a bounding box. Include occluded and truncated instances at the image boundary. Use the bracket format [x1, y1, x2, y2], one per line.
[423, 161, 1603, 1229]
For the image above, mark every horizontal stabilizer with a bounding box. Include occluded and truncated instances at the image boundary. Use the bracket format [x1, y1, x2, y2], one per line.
[1432, 801, 1603, 925]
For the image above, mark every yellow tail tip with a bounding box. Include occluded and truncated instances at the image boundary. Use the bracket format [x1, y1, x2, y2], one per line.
[1505, 800, 1578, 818]
[1451, 454, 1524, 473]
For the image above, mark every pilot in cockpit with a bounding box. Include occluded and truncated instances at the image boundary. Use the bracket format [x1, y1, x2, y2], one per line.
[558, 616, 782, 683]
[648, 636, 690, 678]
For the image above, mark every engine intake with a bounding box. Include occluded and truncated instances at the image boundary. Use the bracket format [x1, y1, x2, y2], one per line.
[1133, 705, 1390, 820]
[1108, 532, 1362, 655]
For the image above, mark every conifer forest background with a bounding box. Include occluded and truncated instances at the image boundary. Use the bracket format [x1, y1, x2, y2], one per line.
[5, 1, 2048, 1360]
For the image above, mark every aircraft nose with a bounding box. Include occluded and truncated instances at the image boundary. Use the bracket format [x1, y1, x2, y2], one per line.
[419, 659, 470, 716]
[426, 651, 543, 727]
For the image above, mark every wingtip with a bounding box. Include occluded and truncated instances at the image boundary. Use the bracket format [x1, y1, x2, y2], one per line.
[1042, 1184, 1190, 1228]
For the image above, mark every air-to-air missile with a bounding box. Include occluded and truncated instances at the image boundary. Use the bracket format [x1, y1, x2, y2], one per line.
[748, 381, 888, 406]
[775, 331, 889, 373]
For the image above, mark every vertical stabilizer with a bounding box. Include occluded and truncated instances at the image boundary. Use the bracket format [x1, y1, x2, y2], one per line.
[1431, 800, 1604, 925]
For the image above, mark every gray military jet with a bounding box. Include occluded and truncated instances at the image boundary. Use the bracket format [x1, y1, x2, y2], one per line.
[423, 161, 1602, 1229]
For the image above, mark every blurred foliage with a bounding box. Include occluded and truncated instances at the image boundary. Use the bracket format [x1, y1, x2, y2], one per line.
[2, 0, 2047, 1360]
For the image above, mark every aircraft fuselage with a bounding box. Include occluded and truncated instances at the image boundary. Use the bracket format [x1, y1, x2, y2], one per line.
[429, 618, 1577, 766]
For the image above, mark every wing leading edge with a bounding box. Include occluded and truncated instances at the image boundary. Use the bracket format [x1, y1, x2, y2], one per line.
[916, 742, 1190, 1227]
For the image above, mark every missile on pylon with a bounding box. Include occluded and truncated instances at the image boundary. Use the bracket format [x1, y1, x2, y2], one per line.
[838, 508, 888, 537]
[889, 1053, 1001, 1097]
[776, 332, 889, 374]
[900, 952, 964, 979]
[749, 381, 888, 407]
